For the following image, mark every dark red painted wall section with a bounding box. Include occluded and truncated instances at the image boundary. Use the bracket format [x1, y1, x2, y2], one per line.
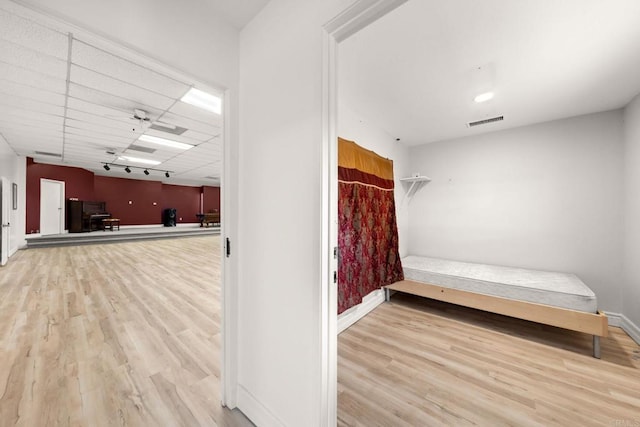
[26, 158, 95, 233]
[161, 184, 201, 224]
[202, 186, 221, 213]
[94, 176, 163, 225]
[26, 158, 222, 232]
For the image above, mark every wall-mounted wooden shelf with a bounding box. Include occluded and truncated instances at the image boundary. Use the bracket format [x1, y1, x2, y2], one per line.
[400, 176, 431, 200]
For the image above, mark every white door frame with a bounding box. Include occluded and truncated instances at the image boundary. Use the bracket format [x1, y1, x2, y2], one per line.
[40, 178, 65, 235]
[1, 177, 11, 266]
[320, 1, 408, 424]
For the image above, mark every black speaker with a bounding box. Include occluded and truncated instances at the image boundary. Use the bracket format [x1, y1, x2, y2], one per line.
[163, 208, 176, 227]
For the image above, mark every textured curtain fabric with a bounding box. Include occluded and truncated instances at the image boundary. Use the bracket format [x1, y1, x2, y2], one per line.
[338, 138, 404, 314]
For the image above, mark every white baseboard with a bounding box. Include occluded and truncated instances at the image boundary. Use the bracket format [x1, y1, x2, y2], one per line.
[338, 289, 386, 334]
[237, 384, 285, 427]
[604, 311, 640, 346]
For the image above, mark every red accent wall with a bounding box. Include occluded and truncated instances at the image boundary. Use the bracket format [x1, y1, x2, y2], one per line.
[202, 185, 221, 213]
[26, 158, 221, 232]
[94, 176, 163, 225]
[161, 184, 201, 223]
[26, 158, 95, 233]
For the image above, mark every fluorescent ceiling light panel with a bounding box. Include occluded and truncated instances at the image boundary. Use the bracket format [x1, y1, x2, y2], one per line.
[139, 134, 194, 150]
[118, 155, 161, 165]
[474, 92, 494, 103]
[181, 88, 222, 114]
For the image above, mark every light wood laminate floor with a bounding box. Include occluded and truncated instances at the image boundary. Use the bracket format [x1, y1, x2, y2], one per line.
[0, 236, 252, 427]
[338, 293, 640, 427]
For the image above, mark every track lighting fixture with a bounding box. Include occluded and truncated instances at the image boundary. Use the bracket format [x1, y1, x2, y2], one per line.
[103, 164, 110, 171]
[165, 171, 170, 178]
[101, 162, 173, 177]
[125, 166, 131, 173]
[144, 169, 150, 175]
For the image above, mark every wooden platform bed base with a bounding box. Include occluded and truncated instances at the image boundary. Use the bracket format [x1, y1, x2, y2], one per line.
[385, 279, 608, 358]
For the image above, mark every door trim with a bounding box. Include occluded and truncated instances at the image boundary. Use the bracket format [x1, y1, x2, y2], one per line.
[320, 1, 408, 425]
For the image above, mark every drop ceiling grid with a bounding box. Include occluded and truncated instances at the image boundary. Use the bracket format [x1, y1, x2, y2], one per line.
[0, 80, 67, 106]
[0, 7, 68, 60]
[0, 39, 68, 79]
[71, 39, 192, 99]
[0, 5, 223, 185]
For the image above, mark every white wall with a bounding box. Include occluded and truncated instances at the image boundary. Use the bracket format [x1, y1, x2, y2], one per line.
[0, 139, 27, 255]
[238, 0, 351, 425]
[407, 111, 625, 312]
[623, 94, 640, 329]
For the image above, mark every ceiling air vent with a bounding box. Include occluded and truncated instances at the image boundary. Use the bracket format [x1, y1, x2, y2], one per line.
[150, 122, 188, 135]
[35, 151, 62, 157]
[127, 145, 156, 154]
[467, 115, 504, 128]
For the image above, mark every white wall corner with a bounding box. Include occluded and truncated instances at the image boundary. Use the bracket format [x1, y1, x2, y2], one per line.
[237, 385, 286, 427]
[338, 289, 386, 334]
[604, 311, 640, 346]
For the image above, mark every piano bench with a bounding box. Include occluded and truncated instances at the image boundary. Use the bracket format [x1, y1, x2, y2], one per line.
[102, 218, 120, 231]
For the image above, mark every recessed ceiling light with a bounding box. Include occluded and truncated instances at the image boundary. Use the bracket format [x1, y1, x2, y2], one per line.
[474, 92, 494, 103]
[138, 134, 194, 150]
[119, 156, 161, 166]
[181, 87, 222, 114]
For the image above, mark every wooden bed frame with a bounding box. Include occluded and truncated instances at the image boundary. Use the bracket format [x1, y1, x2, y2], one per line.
[385, 279, 608, 358]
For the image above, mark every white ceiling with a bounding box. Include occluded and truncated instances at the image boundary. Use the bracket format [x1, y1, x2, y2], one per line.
[0, 4, 223, 186]
[339, 0, 640, 146]
[207, 0, 270, 29]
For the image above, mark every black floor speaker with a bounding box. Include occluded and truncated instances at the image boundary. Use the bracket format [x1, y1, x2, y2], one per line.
[163, 208, 177, 227]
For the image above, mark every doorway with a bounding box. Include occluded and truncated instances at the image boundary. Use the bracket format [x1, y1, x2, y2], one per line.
[40, 179, 65, 236]
[321, 0, 409, 424]
[0, 177, 11, 266]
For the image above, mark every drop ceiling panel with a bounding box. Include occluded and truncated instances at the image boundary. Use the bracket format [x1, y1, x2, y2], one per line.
[68, 83, 165, 118]
[0, 119, 62, 135]
[0, 105, 64, 125]
[65, 126, 136, 146]
[0, 39, 68, 79]
[65, 118, 140, 139]
[65, 136, 131, 150]
[181, 129, 216, 142]
[167, 101, 223, 128]
[141, 129, 205, 146]
[0, 62, 66, 93]
[72, 40, 191, 99]
[0, 92, 65, 116]
[158, 112, 220, 135]
[66, 109, 140, 132]
[0, 8, 68, 60]
[0, 80, 66, 106]
[70, 65, 175, 111]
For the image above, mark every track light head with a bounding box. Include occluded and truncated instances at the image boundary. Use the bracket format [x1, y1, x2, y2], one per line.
[143, 169, 150, 175]
[165, 171, 170, 178]
[103, 164, 110, 171]
[125, 166, 131, 173]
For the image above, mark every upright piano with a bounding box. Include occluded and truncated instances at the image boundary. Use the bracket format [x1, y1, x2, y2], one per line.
[67, 200, 111, 232]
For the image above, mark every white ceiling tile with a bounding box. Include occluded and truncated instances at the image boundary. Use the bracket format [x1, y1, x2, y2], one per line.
[70, 65, 175, 111]
[157, 111, 221, 135]
[0, 61, 67, 93]
[65, 118, 140, 139]
[0, 79, 66, 106]
[0, 92, 65, 116]
[0, 119, 63, 135]
[0, 8, 68, 60]
[167, 101, 223, 128]
[0, 39, 68, 79]
[0, 105, 64, 125]
[72, 40, 191, 98]
[65, 126, 136, 146]
[180, 129, 215, 142]
[68, 83, 165, 119]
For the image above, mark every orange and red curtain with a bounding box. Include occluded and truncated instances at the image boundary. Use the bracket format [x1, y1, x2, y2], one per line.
[338, 137, 403, 314]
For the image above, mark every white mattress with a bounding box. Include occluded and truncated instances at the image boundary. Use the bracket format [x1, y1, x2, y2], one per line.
[401, 256, 598, 313]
